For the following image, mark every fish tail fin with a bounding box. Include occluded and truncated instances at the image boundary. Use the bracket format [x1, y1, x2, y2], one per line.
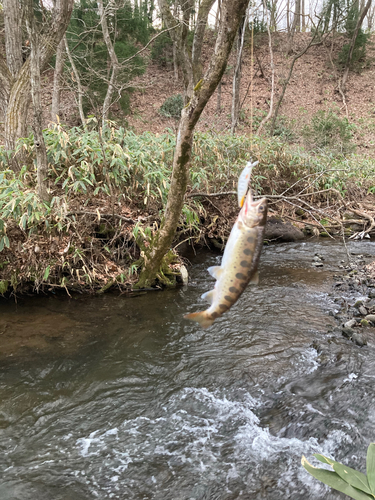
[184, 311, 215, 329]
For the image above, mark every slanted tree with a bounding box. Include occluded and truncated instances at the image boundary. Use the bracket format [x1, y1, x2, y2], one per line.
[136, 0, 249, 288]
[0, 0, 74, 169]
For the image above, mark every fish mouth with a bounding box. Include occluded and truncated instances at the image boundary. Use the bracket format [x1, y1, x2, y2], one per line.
[250, 197, 267, 207]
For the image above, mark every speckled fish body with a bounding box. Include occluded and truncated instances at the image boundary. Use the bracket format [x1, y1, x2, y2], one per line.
[184, 192, 268, 329]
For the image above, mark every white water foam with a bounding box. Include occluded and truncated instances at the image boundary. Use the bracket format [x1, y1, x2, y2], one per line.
[73, 385, 350, 499]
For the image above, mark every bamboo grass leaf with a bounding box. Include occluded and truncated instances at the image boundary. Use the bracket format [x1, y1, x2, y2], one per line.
[302, 457, 373, 500]
[314, 454, 335, 465]
[367, 444, 375, 495]
[333, 462, 372, 495]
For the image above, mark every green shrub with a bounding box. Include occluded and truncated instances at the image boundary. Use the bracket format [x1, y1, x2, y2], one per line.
[159, 94, 184, 119]
[270, 115, 296, 142]
[1, 124, 375, 253]
[337, 2, 371, 71]
[302, 109, 356, 154]
[338, 31, 370, 70]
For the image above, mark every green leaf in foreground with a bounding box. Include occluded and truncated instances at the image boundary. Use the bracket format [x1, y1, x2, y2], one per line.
[314, 453, 335, 465]
[302, 456, 373, 500]
[367, 443, 375, 495]
[332, 461, 372, 495]
[314, 453, 372, 494]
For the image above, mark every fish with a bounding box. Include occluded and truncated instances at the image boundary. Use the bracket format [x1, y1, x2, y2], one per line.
[237, 160, 258, 208]
[184, 189, 268, 329]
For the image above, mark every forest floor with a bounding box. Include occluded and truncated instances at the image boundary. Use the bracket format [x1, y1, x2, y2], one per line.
[51, 31, 375, 154]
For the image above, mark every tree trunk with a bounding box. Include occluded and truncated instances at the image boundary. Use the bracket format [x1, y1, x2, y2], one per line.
[25, 0, 50, 202]
[192, 0, 216, 83]
[367, 3, 375, 30]
[294, 0, 301, 32]
[180, 0, 194, 101]
[270, 0, 277, 31]
[64, 35, 86, 127]
[172, 0, 179, 82]
[257, 1, 275, 135]
[4, 61, 33, 168]
[3, 0, 23, 78]
[231, 7, 249, 134]
[51, 37, 65, 123]
[216, 80, 222, 113]
[341, 0, 372, 93]
[215, 0, 221, 30]
[98, 0, 120, 127]
[158, 0, 214, 101]
[302, 0, 306, 31]
[137, 0, 249, 288]
[172, 41, 179, 81]
[286, 0, 301, 53]
[0, 0, 74, 168]
[0, 59, 11, 120]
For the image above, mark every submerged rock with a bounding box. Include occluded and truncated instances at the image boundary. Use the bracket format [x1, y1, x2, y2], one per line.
[264, 217, 305, 242]
[358, 305, 368, 316]
[352, 332, 367, 347]
[344, 319, 357, 329]
[342, 327, 355, 338]
[179, 264, 189, 286]
[312, 261, 324, 267]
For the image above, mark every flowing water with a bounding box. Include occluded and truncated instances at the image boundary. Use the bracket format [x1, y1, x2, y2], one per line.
[1, 240, 375, 500]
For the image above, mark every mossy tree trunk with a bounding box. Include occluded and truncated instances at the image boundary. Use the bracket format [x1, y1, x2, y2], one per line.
[136, 0, 249, 288]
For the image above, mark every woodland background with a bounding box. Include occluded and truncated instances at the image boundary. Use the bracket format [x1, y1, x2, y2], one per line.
[0, 0, 375, 294]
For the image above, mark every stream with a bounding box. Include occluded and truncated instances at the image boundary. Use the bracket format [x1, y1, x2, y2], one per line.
[1, 240, 375, 499]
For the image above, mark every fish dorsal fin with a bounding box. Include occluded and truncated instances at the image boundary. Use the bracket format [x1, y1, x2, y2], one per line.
[207, 266, 223, 279]
[201, 289, 215, 304]
[249, 271, 259, 285]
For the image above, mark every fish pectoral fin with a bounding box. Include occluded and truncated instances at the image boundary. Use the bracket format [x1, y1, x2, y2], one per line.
[249, 271, 259, 285]
[201, 289, 215, 304]
[207, 266, 223, 279]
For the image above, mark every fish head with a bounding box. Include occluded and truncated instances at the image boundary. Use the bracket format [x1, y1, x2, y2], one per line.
[241, 194, 268, 228]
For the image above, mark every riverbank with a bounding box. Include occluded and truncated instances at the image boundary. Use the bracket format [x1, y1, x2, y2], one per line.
[325, 253, 375, 349]
[1, 125, 375, 296]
